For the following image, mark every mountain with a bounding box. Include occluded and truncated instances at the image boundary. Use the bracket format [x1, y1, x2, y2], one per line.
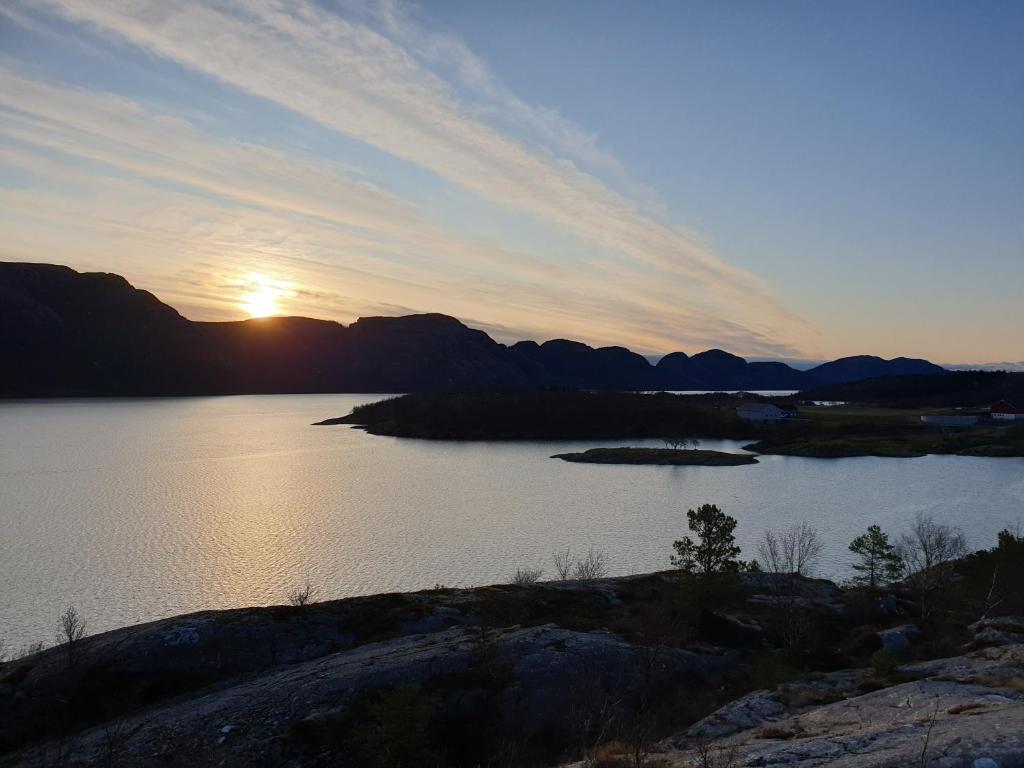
[806, 354, 945, 387]
[0, 262, 947, 396]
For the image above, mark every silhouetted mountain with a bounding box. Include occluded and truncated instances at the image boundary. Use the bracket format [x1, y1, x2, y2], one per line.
[510, 339, 660, 389]
[0, 262, 948, 396]
[805, 354, 945, 387]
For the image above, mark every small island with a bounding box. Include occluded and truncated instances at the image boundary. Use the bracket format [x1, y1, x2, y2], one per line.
[551, 447, 758, 466]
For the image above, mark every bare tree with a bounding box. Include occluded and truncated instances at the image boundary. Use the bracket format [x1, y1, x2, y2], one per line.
[510, 567, 543, 586]
[757, 522, 823, 579]
[0, 638, 7, 664]
[58, 605, 87, 667]
[898, 513, 967, 616]
[553, 548, 575, 580]
[692, 734, 739, 768]
[288, 581, 319, 607]
[757, 529, 784, 575]
[553, 548, 609, 580]
[621, 715, 656, 768]
[663, 436, 686, 450]
[572, 548, 609, 580]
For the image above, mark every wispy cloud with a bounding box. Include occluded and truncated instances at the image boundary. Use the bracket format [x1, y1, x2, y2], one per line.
[1, 0, 818, 356]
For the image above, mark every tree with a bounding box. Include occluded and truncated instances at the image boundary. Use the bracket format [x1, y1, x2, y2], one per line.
[898, 514, 967, 616]
[58, 605, 87, 667]
[848, 525, 902, 590]
[758, 522, 824, 578]
[671, 504, 741, 574]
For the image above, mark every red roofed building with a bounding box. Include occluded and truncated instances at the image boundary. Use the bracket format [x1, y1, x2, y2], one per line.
[991, 400, 1024, 421]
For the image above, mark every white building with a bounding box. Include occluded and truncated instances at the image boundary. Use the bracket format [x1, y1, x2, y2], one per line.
[991, 400, 1024, 421]
[736, 403, 787, 423]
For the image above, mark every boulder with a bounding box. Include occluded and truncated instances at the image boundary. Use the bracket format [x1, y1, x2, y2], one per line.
[877, 623, 921, 656]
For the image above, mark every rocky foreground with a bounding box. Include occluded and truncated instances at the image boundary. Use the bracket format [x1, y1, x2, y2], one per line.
[575, 634, 1024, 767]
[1, 572, 1022, 767]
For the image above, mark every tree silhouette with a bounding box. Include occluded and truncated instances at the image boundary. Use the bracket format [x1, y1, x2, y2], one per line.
[848, 524, 902, 591]
[671, 504, 741, 574]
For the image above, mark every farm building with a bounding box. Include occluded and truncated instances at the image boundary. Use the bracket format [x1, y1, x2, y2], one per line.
[920, 414, 978, 427]
[991, 400, 1024, 421]
[737, 403, 787, 423]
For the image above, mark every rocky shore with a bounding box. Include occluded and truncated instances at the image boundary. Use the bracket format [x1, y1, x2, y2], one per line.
[2, 570, 1021, 767]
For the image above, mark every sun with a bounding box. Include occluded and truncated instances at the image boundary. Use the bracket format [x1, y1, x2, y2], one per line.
[240, 274, 283, 318]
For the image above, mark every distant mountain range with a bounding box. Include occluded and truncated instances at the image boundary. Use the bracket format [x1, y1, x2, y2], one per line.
[0, 262, 946, 397]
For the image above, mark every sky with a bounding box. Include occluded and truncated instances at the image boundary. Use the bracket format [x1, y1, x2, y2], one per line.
[0, 1, 1021, 365]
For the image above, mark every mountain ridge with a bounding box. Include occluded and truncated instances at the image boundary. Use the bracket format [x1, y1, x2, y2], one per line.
[0, 261, 946, 396]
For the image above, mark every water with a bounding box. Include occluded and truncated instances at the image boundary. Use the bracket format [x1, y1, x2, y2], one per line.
[2, 394, 1023, 649]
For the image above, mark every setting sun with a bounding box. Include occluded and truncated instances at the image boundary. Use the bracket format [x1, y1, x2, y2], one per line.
[240, 274, 284, 318]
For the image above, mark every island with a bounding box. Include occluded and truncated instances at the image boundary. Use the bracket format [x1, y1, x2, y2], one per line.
[319, 390, 1024, 458]
[551, 447, 759, 465]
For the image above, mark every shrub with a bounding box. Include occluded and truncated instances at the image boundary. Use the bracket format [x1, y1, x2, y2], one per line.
[552, 548, 609, 580]
[870, 649, 899, 680]
[510, 567, 543, 586]
[573, 548, 609, 580]
[348, 685, 445, 768]
[288, 581, 319, 607]
[553, 548, 574, 579]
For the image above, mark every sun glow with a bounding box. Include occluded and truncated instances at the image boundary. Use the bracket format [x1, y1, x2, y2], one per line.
[240, 273, 285, 318]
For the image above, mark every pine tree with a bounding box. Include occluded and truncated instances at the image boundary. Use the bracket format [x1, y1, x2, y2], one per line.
[848, 524, 902, 590]
[671, 504, 741, 574]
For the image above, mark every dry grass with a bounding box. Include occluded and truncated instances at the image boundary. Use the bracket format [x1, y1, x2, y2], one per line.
[756, 726, 798, 740]
[974, 675, 1024, 693]
[946, 702, 989, 715]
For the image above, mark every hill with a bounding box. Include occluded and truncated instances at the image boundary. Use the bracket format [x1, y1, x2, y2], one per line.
[0, 262, 946, 396]
[799, 371, 1024, 407]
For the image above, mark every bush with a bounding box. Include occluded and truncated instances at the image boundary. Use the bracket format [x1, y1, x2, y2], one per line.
[510, 568, 543, 586]
[573, 548, 609, 580]
[288, 581, 319, 607]
[551, 548, 609, 580]
[870, 649, 899, 680]
[348, 685, 446, 767]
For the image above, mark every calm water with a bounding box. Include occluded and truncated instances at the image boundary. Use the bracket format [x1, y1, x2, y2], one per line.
[2, 394, 1023, 649]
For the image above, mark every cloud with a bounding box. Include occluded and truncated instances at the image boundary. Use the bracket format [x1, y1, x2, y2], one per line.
[1, 1, 818, 356]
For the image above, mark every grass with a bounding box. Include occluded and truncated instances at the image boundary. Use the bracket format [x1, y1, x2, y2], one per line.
[746, 426, 1024, 458]
[551, 448, 758, 466]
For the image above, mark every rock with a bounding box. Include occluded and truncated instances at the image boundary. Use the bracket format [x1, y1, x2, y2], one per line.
[663, 689, 786, 743]
[740, 572, 843, 599]
[702, 611, 765, 645]
[2, 625, 735, 767]
[969, 616, 1024, 649]
[656, 643, 1024, 768]
[878, 623, 921, 656]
